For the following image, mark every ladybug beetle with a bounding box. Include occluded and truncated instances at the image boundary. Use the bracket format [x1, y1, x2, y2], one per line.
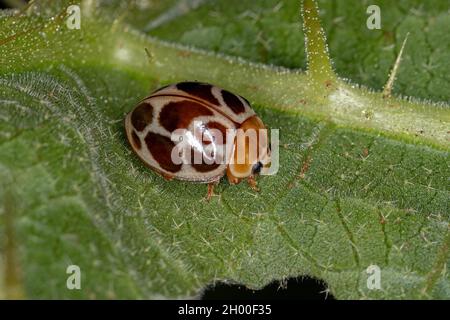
[124, 81, 270, 200]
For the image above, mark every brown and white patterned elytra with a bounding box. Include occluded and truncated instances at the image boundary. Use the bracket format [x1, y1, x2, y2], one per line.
[125, 82, 269, 194]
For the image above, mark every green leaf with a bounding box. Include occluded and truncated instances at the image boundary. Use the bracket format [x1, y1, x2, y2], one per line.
[0, 0, 448, 299]
[147, 0, 450, 103]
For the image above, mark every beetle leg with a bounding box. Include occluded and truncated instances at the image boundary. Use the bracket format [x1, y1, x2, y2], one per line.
[161, 172, 174, 181]
[247, 175, 260, 192]
[226, 167, 241, 185]
[206, 182, 216, 201]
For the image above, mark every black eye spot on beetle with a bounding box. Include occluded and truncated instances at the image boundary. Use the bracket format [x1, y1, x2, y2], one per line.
[252, 161, 263, 174]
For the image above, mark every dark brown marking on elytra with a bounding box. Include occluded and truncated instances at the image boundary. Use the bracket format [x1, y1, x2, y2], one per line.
[190, 150, 221, 173]
[206, 121, 228, 145]
[131, 131, 141, 150]
[222, 89, 245, 114]
[159, 100, 213, 132]
[144, 132, 182, 173]
[176, 82, 220, 106]
[131, 102, 153, 131]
